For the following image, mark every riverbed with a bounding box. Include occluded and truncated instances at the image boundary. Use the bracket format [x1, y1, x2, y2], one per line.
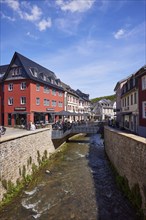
[0, 134, 138, 220]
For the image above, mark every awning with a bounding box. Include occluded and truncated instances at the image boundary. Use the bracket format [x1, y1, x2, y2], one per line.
[12, 112, 28, 115]
[55, 110, 71, 116]
[121, 112, 132, 115]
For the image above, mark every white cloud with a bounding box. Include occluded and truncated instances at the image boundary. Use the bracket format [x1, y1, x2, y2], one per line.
[37, 18, 52, 31]
[114, 22, 145, 40]
[1, 0, 52, 31]
[26, 32, 38, 40]
[20, 5, 42, 21]
[1, 0, 20, 11]
[55, 0, 95, 13]
[114, 28, 126, 39]
[0, 12, 15, 21]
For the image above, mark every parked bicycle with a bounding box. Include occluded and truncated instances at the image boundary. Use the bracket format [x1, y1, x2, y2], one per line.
[0, 126, 6, 137]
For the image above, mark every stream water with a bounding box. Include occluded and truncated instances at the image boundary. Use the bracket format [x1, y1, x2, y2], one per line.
[0, 134, 138, 220]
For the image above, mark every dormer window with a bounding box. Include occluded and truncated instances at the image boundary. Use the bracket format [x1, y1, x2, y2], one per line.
[44, 75, 46, 81]
[29, 67, 38, 77]
[11, 67, 22, 76]
[51, 78, 54, 84]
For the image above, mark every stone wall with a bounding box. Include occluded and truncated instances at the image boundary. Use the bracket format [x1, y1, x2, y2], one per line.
[0, 128, 55, 201]
[104, 126, 146, 215]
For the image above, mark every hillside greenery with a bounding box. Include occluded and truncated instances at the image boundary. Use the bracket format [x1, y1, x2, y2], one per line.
[91, 94, 116, 103]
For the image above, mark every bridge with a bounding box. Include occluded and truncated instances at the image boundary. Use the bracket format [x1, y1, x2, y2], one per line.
[51, 124, 99, 139]
[51, 122, 104, 148]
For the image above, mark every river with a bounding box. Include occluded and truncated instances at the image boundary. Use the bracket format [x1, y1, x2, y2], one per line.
[0, 134, 138, 220]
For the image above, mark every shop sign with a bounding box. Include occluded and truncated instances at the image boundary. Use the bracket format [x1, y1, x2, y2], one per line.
[46, 108, 54, 112]
[14, 107, 26, 111]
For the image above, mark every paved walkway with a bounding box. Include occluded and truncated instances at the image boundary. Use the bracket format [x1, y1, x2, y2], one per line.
[0, 127, 50, 143]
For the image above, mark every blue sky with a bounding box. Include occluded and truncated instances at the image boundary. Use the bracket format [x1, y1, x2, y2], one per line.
[0, 0, 146, 99]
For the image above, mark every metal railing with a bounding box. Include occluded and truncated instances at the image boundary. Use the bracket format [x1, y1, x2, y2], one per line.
[51, 125, 99, 139]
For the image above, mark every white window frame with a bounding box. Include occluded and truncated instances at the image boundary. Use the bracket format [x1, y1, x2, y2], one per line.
[8, 97, 13, 105]
[44, 99, 49, 106]
[8, 83, 13, 91]
[142, 101, 146, 119]
[142, 75, 146, 90]
[52, 89, 56, 96]
[20, 82, 26, 90]
[36, 98, 40, 105]
[52, 100, 56, 107]
[58, 91, 63, 97]
[58, 101, 63, 107]
[20, 97, 26, 105]
[36, 83, 40, 91]
[44, 85, 49, 93]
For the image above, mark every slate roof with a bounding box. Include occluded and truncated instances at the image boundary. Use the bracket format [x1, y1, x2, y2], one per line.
[76, 89, 90, 102]
[61, 81, 79, 97]
[0, 65, 9, 81]
[2, 52, 64, 91]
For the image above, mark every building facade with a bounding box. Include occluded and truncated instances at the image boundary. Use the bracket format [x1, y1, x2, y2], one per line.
[93, 99, 116, 121]
[121, 74, 138, 133]
[0, 52, 65, 127]
[114, 65, 146, 137]
[0, 52, 92, 127]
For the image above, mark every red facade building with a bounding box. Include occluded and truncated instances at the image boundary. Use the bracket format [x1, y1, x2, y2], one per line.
[0, 52, 65, 127]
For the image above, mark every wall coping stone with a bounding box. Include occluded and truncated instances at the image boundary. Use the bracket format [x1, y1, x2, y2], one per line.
[0, 128, 51, 144]
[104, 126, 146, 144]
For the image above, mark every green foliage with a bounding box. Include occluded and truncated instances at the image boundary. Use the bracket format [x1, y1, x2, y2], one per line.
[109, 162, 144, 219]
[91, 94, 116, 103]
[0, 180, 24, 208]
[37, 150, 41, 165]
[22, 165, 26, 178]
[32, 163, 38, 174]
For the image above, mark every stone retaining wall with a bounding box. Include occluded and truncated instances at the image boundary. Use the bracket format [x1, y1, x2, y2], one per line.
[0, 128, 55, 201]
[104, 126, 146, 215]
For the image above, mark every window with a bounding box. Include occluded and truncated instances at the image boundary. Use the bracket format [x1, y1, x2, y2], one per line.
[131, 94, 133, 105]
[52, 89, 56, 96]
[122, 99, 124, 107]
[58, 91, 63, 97]
[128, 81, 130, 90]
[36, 98, 40, 105]
[133, 78, 135, 86]
[52, 100, 56, 107]
[44, 85, 49, 93]
[142, 102, 146, 118]
[134, 92, 137, 104]
[44, 99, 49, 106]
[36, 84, 40, 91]
[20, 82, 26, 90]
[29, 67, 38, 77]
[20, 97, 26, 105]
[127, 96, 129, 106]
[125, 98, 126, 107]
[58, 101, 63, 107]
[8, 83, 13, 91]
[142, 75, 146, 90]
[11, 67, 22, 76]
[8, 97, 13, 105]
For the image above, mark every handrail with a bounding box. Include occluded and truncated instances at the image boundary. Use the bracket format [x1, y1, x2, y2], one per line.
[51, 125, 99, 139]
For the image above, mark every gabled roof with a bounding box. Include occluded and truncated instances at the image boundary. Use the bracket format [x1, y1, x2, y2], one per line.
[76, 89, 90, 102]
[0, 65, 9, 81]
[3, 52, 64, 91]
[0, 65, 9, 74]
[135, 65, 146, 77]
[61, 81, 79, 97]
[15, 52, 56, 79]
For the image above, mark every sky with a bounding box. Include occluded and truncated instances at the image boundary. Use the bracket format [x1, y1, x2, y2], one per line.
[0, 0, 146, 99]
